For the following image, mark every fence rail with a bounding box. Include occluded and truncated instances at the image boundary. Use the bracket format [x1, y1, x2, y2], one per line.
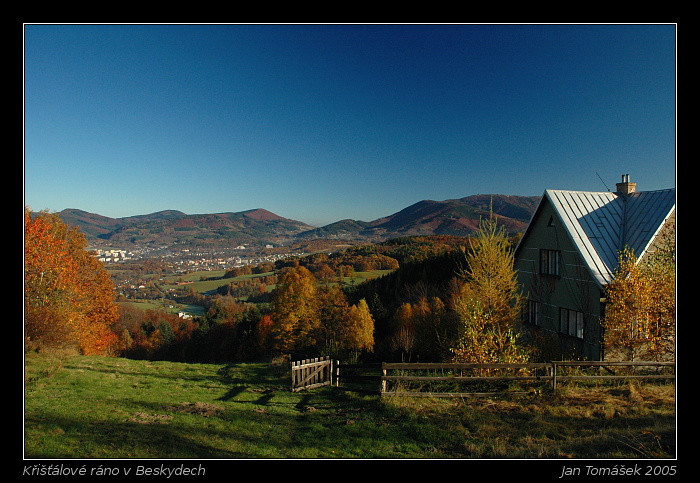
[549, 361, 675, 391]
[380, 361, 675, 397]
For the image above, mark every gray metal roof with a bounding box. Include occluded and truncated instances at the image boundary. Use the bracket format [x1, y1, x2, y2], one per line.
[543, 188, 675, 287]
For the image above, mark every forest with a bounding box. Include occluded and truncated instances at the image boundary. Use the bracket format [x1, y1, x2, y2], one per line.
[111, 236, 491, 363]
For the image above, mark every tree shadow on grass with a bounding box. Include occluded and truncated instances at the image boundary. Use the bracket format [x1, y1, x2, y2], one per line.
[24, 414, 243, 459]
[216, 363, 288, 387]
[217, 385, 247, 401]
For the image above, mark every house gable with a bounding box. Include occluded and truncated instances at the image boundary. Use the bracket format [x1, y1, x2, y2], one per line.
[516, 186, 675, 289]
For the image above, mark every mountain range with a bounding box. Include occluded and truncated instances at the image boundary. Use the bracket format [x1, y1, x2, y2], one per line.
[57, 194, 541, 246]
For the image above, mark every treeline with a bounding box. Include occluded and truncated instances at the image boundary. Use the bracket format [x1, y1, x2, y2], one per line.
[114, 300, 267, 362]
[114, 267, 375, 363]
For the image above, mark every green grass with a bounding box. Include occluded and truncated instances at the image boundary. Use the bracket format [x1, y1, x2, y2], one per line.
[158, 269, 394, 296]
[24, 353, 675, 459]
[118, 300, 206, 317]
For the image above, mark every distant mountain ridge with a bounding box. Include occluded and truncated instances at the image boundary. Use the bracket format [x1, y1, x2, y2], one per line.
[58, 209, 187, 239]
[57, 194, 540, 246]
[58, 208, 313, 246]
[297, 194, 539, 241]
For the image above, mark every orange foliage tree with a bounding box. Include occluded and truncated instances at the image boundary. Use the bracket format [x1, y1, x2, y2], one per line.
[25, 208, 118, 355]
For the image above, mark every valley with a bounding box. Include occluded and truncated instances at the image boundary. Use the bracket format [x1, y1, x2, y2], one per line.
[52, 193, 539, 319]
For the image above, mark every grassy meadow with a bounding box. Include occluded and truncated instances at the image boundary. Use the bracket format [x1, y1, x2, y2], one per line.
[158, 269, 394, 296]
[24, 352, 675, 460]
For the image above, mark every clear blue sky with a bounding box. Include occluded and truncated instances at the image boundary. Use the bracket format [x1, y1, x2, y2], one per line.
[24, 24, 676, 227]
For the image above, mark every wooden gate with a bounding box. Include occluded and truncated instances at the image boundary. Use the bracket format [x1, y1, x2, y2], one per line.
[291, 357, 333, 392]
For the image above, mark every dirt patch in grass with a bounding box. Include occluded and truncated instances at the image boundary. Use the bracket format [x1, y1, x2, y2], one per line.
[126, 412, 174, 425]
[164, 402, 224, 417]
[129, 402, 223, 424]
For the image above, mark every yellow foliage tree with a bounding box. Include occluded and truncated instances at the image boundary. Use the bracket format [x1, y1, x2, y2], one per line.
[270, 266, 320, 352]
[315, 285, 375, 358]
[603, 236, 675, 361]
[450, 213, 531, 364]
[316, 284, 350, 355]
[391, 296, 452, 361]
[341, 299, 374, 354]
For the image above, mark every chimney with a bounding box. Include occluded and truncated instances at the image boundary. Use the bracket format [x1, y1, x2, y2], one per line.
[616, 174, 636, 195]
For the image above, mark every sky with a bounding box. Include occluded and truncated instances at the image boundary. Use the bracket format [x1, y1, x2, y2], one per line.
[23, 24, 676, 227]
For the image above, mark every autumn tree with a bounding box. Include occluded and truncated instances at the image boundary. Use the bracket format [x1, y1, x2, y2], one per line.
[412, 295, 452, 361]
[603, 230, 676, 361]
[450, 214, 531, 364]
[316, 284, 351, 355]
[255, 314, 274, 354]
[390, 302, 417, 361]
[316, 285, 375, 359]
[25, 208, 118, 355]
[269, 266, 320, 352]
[339, 299, 374, 356]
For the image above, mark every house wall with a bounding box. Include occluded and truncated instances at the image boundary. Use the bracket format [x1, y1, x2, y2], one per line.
[514, 199, 604, 361]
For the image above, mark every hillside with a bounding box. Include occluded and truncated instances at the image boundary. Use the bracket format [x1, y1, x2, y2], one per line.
[58, 209, 187, 239]
[58, 194, 539, 246]
[297, 194, 540, 241]
[88, 209, 314, 246]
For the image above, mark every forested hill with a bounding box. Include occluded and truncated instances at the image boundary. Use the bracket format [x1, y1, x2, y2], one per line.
[58, 208, 314, 246]
[298, 194, 539, 241]
[56, 194, 539, 246]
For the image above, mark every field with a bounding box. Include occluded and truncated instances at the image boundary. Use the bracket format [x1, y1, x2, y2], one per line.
[24, 352, 676, 463]
[158, 269, 394, 296]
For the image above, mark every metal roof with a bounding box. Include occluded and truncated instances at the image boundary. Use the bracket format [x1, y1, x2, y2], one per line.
[542, 188, 675, 287]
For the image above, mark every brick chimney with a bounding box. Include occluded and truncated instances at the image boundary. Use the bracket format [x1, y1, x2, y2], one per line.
[616, 174, 636, 195]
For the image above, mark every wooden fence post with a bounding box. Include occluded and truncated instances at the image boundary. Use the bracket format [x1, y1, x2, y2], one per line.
[381, 363, 387, 395]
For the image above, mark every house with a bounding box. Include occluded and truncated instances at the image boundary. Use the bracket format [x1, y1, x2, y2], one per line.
[513, 175, 675, 360]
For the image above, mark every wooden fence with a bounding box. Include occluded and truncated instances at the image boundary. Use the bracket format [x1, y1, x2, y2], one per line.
[290, 359, 675, 396]
[549, 361, 676, 391]
[290, 357, 333, 392]
[380, 361, 675, 398]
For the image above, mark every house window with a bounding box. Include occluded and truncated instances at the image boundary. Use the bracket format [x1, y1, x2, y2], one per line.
[527, 300, 541, 326]
[559, 308, 584, 339]
[540, 249, 561, 276]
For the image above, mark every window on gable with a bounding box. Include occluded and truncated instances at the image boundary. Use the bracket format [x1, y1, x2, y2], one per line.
[559, 308, 584, 339]
[548, 215, 555, 227]
[540, 249, 561, 276]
